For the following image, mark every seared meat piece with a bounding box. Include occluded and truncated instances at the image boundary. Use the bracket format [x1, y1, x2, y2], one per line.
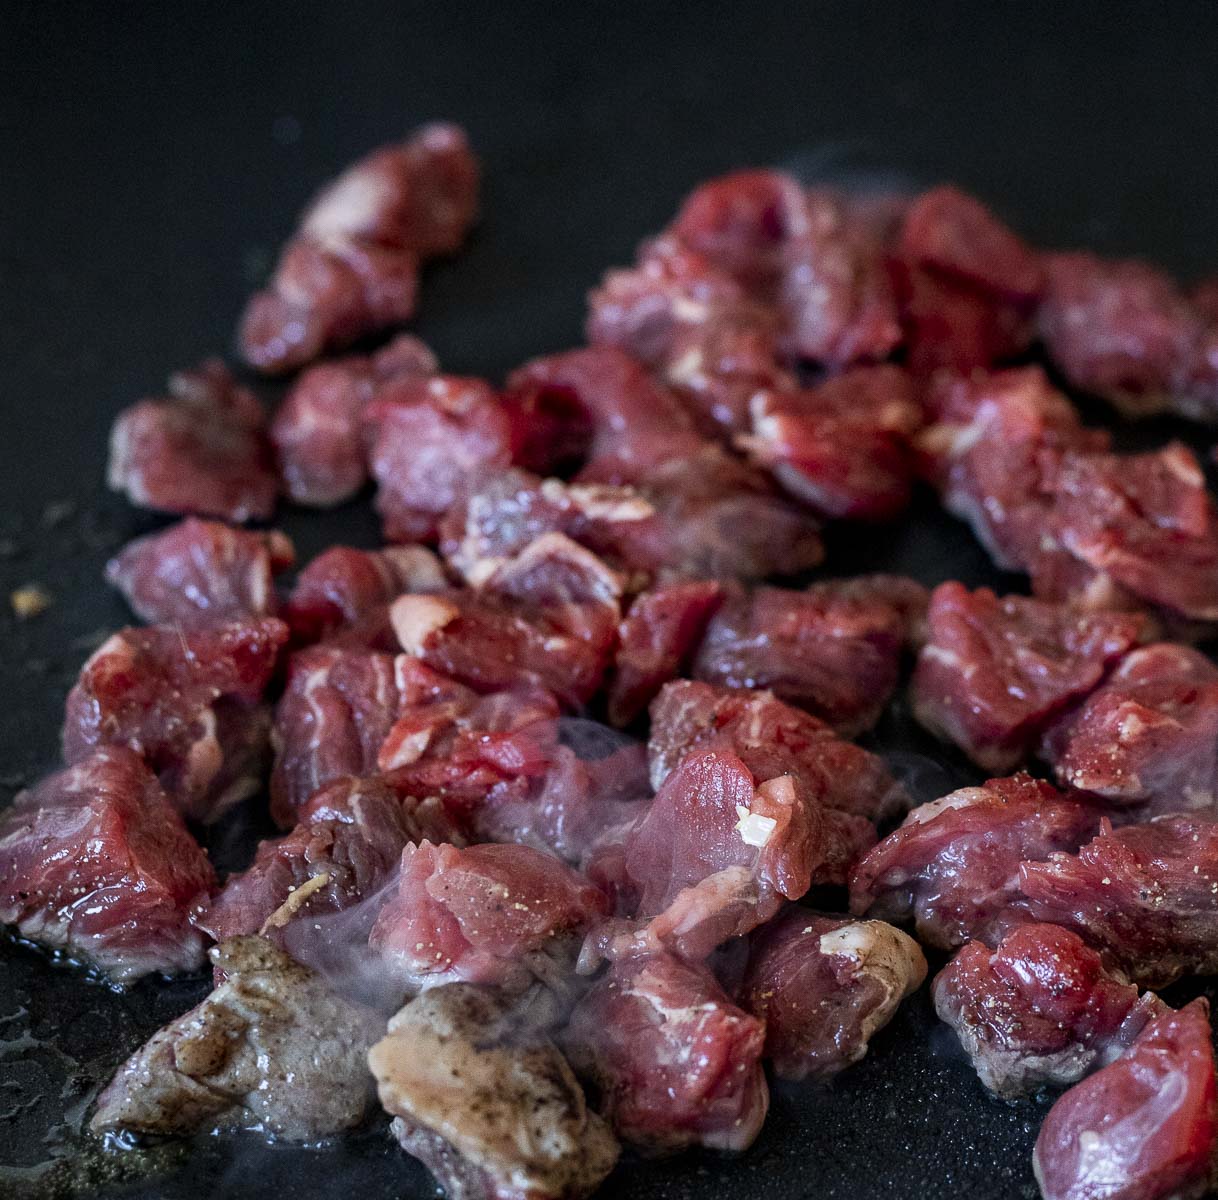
[92, 936, 381, 1141]
[63, 619, 288, 824]
[607, 580, 725, 726]
[271, 333, 437, 507]
[1042, 643, 1218, 820]
[912, 583, 1148, 772]
[934, 924, 1164, 1099]
[1017, 815, 1218, 989]
[269, 644, 401, 826]
[563, 950, 768, 1154]
[283, 543, 446, 645]
[741, 365, 922, 521]
[849, 774, 1101, 950]
[106, 518, 295, 630]
[369, 841, 608, 996]
[0, 747, 214, 981]
[369, 984, 618, 1200]
[366, 374, 516, 543]
[693, 578, 918, 736]
[240, 123, 478, 374]
[107, 359, 278, 523]
[1033, 999, 1216, 1200]
[740, 908, 926, 1080]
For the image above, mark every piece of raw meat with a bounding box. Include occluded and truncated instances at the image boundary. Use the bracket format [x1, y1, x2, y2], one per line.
[740, 908, 926, 1080]
[107, 359, 278, 523]
[1016, 815, 1218, 988]
[849, 773, 1102, 950]
[91, 936, 381, 1141]
[1033, 999, 1216, 1200]
[562, 949, 768, 1154]
[934, 924, 1165, 1099]
[607, 580, 724, 726]
[106, 518, 295, 630]
[271, 334, 438, 506]
[390, 534, 622, 710]
[368, 841, 608, 997]
[369, 984, 618, 1200]
[366, 374, 516, 543]
[741, 365, 922, 520]
[0, 748, 215, 982]
[63, 619, 288, 824]
[284, 544, 447, 644]
[912, 583, 1149, 772]
[240, 124, 478, 374]
[1042, 643, 1218, 820]
[269, 644, 401, 826]
[692, 579, 916, 735]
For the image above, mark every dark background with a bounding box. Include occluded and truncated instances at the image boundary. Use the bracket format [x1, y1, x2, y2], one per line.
[3, 3, 1218, 1197]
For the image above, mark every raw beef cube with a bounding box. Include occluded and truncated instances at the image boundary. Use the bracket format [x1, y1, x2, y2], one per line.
[1033, 999, 1216, 1200]
[742, 365, 922, 520]
[240, 124, 478, 374]
[692, 580, 912, 735]
[284, 544, 446, 644]
[196, 776, 419, 949]
[1016, 815, 1218, 989]
[849, 773, 1101, 950]
[912, 583, 1148, 772]
[740, 908, 926, 1080]
[366, 374, 515, 543]
[368, 841, 608, 996]
[92, 937, 380, 1140]
[370, 984, 618, 1200]
[607, 580, 725, 726]
[933, 924, 1164, 1099]
[269, 644, 401, 826]
[106, 518, 295, 630]
[1042, 643, 1218, 819]
[0, 747, 214, 981]
[271, 334, 437, 507]
[562, 950, 768, 1154]
[63, 619, 288, 824]
[390, 534, 623, 710]
[107, 360, 278, 523]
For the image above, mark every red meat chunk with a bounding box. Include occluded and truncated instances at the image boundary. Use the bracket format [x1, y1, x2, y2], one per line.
[607, 580, 725, 727]
[591, 747, 824, 962]
[366, 374, 515, 543]
[740, 909, 926, 1081]
[849, 774, 1101, 950]
[106, 518, 295, 630]
[1033, 999, 1217, 1200]
[1017, 816, 1218, 988]
[390, 534, 622, 710]
[240, 124, 478, 374]
[63, 619, 288, 824]
[1038, 251, 1206, 419]
[269, 644, 401, 826]
[742, 365, 922, 520]
[107, 360, 278, 523]
[692, 579, 917, 736]
[933, 924, 1165, 1099]
[368, 841, 608, 996]
[284, 544, 446, 644]
[196, 776, 421, 953]
[271, 334, 437, 507]
[0, 748, 215, 981]
[563, 950, 768, 1154]
[1042, 643, 1218, 820]
[912, 583, 1149, 772]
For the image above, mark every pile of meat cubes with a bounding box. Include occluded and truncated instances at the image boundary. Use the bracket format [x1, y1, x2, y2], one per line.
[7, 122, 1218, 1200]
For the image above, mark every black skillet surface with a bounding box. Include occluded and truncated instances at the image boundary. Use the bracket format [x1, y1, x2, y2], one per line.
[5, 3, 1218, 1197]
